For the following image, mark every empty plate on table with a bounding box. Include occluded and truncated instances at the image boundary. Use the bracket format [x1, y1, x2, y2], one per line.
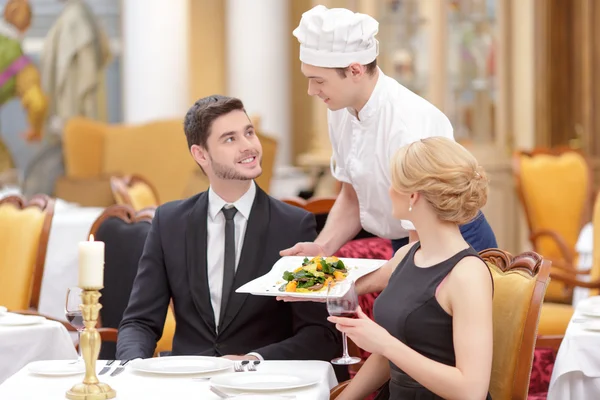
[579, 307, 600, 318]
[210, 372, 319, 391]
[583, 320, 600, 332]
[221, 396, 295, 400]
[129, 356, 233, 375]
[0, 314, 45, 326]
[28, 360, 85, 376]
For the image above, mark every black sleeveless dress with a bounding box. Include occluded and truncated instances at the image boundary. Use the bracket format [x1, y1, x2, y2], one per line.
[373, 243, 493, 400]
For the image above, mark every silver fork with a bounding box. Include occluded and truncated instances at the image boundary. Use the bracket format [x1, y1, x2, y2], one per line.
[233, 361, 246, 372]
[247, 360, 260, 371]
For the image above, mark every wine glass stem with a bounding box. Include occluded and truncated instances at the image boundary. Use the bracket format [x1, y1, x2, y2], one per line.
[342, 332, 350, 358]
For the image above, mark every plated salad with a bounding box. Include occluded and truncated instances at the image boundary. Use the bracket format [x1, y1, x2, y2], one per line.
[280, 256, 348, 293]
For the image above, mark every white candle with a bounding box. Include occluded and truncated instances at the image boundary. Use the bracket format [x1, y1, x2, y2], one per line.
[78, 234, 105, 289]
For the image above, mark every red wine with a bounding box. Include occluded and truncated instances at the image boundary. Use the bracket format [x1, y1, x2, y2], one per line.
[66, 311, 84, 330]
[329, 310, 357, 318]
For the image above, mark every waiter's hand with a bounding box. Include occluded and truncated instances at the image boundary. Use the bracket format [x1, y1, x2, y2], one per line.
[279, 242, 326, 257]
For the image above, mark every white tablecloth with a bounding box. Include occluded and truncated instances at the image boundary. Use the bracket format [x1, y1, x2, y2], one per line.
[0, 359, 338, 400]
[0, 316, 77, 384]
[548, 297, 600, 400]
[573, 222, 594, 306]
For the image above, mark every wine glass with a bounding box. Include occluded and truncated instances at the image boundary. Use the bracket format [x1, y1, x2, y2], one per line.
[326, 279, 361, 365]
[65, 287, 85, 362]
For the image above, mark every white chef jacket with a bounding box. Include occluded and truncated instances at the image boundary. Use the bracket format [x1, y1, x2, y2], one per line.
[328, 68, 454, 239]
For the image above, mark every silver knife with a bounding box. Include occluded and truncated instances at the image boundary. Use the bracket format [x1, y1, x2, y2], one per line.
[110, 359, 132, 376]
[98, 360, 116, 375]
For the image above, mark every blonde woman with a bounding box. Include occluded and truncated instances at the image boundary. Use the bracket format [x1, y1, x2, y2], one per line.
[329, 137, 494, 400]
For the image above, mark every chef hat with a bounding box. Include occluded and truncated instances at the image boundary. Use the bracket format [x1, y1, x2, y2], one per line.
[293, 5, 379, 68]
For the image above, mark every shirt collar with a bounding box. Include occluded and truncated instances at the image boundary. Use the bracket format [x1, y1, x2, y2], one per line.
[346, 67, 386, 122]
[208, 181, 256, 221]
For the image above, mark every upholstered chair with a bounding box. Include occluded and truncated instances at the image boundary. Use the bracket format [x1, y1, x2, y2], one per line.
[110, 174, 160, 211]
[0, 195, 54, 311]
[89, 204, 175, 358]
[513, 148, 591, 304]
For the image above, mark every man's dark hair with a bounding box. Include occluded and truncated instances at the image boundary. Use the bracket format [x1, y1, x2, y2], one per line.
[183, 95, 246, 150]
[335, 59, 377, 79]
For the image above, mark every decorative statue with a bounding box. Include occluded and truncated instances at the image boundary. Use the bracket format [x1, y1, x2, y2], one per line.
[0, 0, 48, 183]
[22, 0, 111, 196]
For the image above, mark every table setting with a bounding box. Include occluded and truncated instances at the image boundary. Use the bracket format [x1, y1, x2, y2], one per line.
[0, 307, 77, 384]
[0, 357, 338, 399]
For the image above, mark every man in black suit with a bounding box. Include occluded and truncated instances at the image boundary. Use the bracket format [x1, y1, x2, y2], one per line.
[116, 95, 342, 364]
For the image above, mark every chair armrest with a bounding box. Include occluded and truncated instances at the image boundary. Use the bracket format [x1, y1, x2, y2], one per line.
[530, 229, 575, 265]
[550, 259, 590, 275]
[549, 270, 600, 289]
[330, 380, 351, 399]
[98, 327, 118, 343]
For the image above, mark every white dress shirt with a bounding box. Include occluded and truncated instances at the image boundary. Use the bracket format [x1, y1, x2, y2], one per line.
[206, 182, 263, 360]
[328, 67, 454, 239]
[206, 181, 256, 329]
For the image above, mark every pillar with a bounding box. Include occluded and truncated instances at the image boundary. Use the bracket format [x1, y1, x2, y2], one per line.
[122, 0, 190, 123]
[226, 0, 291, 166]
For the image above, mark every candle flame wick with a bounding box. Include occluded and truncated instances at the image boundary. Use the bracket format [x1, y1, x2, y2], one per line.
[89, 234, 94, 242]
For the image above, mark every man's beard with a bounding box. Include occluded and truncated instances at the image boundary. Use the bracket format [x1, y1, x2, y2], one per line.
[210, 156, 262, 180]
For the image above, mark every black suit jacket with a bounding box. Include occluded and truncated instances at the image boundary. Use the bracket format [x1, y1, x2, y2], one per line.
[116, 185, 342, 362]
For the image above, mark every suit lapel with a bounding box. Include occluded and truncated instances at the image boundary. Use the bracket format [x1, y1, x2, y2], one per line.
[185, 191, 217, 334]
[218, 186, 270, 334]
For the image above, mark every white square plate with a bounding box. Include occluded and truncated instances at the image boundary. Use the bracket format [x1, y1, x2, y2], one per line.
[236, 256, 387, 299]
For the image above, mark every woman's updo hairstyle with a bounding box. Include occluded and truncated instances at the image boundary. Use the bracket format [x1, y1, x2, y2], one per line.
[390, 137, 488, 225]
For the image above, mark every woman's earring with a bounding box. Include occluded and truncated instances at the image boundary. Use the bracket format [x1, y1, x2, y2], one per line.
[408, 205, 412, 212]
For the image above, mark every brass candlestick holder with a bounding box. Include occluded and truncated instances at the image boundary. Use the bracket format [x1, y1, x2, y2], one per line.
[66, 289, 116, 400]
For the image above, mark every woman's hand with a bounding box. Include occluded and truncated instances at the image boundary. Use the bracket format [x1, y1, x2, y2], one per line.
[328, 306, 393, 356]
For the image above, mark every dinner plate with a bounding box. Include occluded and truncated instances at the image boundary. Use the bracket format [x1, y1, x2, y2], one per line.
[579, 296, 600, 308]
[236, 256, 386, 299]
[129, 356, 233, 375]
[583, 320, 600, 332]
[221, 396, 294, 400]
[210, 372, 319, 391]
[0, 314, 45, 326]
[579, 306, 600, 318]
[28, 360, 85, 376]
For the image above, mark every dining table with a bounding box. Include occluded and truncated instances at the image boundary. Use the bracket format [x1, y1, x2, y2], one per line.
[0, 312, 77, 385]
[0, 358, 338, 399]
[547, 296, 600, 399]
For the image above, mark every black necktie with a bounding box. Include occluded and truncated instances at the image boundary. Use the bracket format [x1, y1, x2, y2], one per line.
[219, 206, 238, 325]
